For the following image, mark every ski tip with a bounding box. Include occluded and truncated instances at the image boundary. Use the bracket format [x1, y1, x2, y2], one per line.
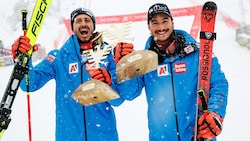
[203, 1, 217, 11]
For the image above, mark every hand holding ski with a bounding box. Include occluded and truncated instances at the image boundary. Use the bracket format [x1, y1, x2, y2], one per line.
[0, 0, 52, 139]
[197, 111, 223, 139]
[194, 1, 218, 141]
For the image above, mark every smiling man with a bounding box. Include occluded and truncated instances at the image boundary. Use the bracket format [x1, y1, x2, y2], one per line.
[118, 3, 229, 141]
[11, 7, 134, 141]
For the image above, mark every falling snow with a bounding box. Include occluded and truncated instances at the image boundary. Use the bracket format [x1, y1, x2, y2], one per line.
[0, 0, 250, 141]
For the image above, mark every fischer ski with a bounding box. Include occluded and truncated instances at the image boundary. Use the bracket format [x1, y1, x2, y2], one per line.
[0, 0, 52, 139]
[194, 1, 217, 141]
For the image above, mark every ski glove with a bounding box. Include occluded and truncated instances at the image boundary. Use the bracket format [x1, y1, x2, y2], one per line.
[12, 35, 38, 59]
[113, 42, 134, 63]
[197, 111, 223, 140]
[89, 68, 112, 85]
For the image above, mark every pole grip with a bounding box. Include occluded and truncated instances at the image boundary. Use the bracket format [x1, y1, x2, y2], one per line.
[21, 10, 28, 35]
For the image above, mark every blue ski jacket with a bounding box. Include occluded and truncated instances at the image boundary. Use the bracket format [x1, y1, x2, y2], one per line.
[20, 34, 123, 141]
[118, 30, 228, 141]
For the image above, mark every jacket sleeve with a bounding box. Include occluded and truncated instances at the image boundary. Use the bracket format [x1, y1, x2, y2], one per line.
[208, 56, 229, 118]
[117, 75, 145, 101]
[19, 50, 58, 92]
[104, 49, 125, 106]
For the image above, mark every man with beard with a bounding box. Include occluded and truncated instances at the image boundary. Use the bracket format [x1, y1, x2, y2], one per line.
[11, 7, 133, 141]
[118, 3, 228, 141]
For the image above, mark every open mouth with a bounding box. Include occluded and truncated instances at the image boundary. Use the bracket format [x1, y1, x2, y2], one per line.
[80, 29, 89, 35]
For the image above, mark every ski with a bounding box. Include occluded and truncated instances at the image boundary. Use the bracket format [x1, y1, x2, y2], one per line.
[194, 1, 217, 141]
[0, 0, 52, 139]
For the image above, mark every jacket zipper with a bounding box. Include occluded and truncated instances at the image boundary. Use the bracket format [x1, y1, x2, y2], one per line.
[73, 35, 88, 141]
[170, 62, 181, 141]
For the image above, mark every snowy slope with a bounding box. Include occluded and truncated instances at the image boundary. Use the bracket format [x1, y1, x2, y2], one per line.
[0, 0, 250, 141]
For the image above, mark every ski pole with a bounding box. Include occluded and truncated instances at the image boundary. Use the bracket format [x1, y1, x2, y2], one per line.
[21, 9, 32, 141]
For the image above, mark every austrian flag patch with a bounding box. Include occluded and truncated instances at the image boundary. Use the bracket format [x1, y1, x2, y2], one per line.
[46, 54, 55, 62]
[174, 62, 186, 74]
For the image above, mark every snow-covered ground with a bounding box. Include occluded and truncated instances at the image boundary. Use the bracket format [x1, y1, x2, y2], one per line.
[0, 0, 250, 140]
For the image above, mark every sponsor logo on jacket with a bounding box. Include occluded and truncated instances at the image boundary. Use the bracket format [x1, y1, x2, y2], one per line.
[174, 62, 187, 74]
[69, 62, 78, 74]
[157, 64, 169, 76]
